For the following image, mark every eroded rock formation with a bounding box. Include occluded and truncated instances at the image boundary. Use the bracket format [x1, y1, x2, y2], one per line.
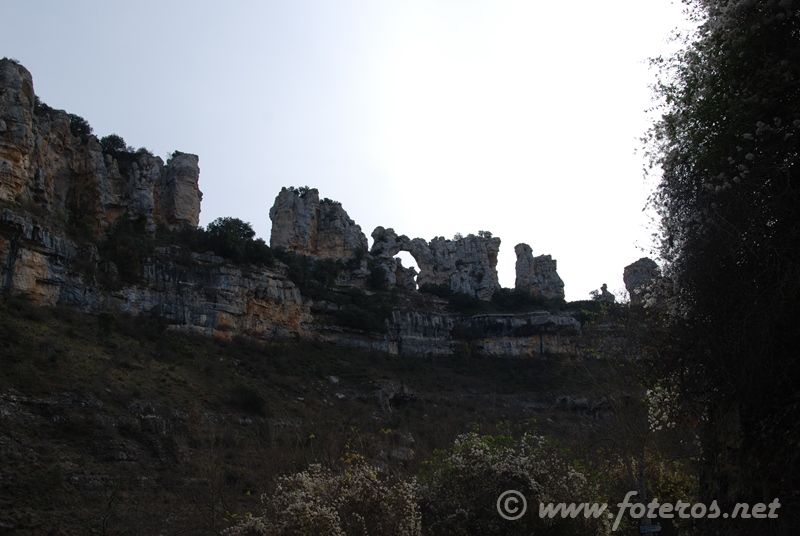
[596, 283, 616, 303]
[514, 243, 565, 300]
[269, 187, 368, 260]
[370, 227, 501, 300]
[623, 257, 660, 305]
[161, 152, 202, 228]
[0, 59, 624, 358]
[0, 59, 202, 235]
[0, 208, 310, 338]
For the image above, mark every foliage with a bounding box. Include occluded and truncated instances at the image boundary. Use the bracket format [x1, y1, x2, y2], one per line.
[419, 433, 606, 535]
[418, 283, 452, 299]
[646, 0, 800, 527]
[33, 95, 54, 116]
[446, 292, 487, 315]
[68, 113, 93, 140]
[366, 260, 388, 291]
[99, 134, 130, 154]
[490, 288, 555, 312]
[163, 218, 274, 266]
[224, 462, 421, 536]
[98, 217, 154, 287]
[227, 384, 268, 416]
[420, 285, 563, 315]
[273, 249, 341, 297]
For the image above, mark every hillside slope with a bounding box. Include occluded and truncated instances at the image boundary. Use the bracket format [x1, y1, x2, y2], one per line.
[0, 297, 641, 534]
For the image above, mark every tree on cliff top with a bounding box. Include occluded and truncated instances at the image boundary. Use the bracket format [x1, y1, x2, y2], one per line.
[205, 217, 272, 265]
[647, 0, 800, 530]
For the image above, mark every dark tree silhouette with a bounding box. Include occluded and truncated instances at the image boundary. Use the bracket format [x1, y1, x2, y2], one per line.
[647, 0, 800, 533]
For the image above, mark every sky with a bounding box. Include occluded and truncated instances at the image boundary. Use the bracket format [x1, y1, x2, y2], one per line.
[0, 0, 690, 300]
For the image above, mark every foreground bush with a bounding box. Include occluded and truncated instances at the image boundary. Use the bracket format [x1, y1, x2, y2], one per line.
[225, 462, 421, 536]
[228, 433, 608, 535]
[419, 433, 606, 536]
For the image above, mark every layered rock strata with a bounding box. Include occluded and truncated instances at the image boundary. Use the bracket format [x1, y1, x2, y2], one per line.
[0, 59, 617, 358]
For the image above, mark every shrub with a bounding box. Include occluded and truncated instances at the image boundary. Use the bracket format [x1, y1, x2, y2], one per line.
[98, 217, 154, 287]
[227, 384, 267, 416]
[159, 218, 274, 267]
[224, 462, 421, 536]
[68, 113, 93, 140]
[274, 250, 340, 298]
[33, 95, 54, 116]
[419, 433, 606, 535]
[100, 134, 130, 154]
[367, 262, 388, 291]
[446, 292, 487, 315]
[418, 283, 452, 299]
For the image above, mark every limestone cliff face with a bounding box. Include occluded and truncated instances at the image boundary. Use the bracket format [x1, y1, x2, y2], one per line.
[623, 257, 660, 305]
[387, 310, 581, 357]
[117, 248, 309, 340]
[371, 227, 501, 300]
[0, 59, 201, 236]
[1, 59, 630, 359]
[0, 60, 35, 203]
[159, 152, 202, 228]
[514, 243, 565, 300]
[0, 208, 310, 339]
[269, 187, 368, 260]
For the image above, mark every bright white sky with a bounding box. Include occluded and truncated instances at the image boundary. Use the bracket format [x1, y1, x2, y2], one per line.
[1, 0, 690, 300]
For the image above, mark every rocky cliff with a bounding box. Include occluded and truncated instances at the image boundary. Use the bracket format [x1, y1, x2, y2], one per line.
[269, 187, 368, 260]
[514, 243, 565, 300]
[370, 226, 502, 300]
[623, 257, 660, 305]
[0, 59, 201, 236]
[0, 59, 635, 358]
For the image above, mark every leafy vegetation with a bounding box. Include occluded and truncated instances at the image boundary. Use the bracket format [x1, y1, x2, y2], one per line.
[99, 133, 132, 154]
[646, 0, 800, 531]
[160, 217, 274, 267]
[0, 296, 687, 534]
[419, 285, 566, 316]
[68, 113, 93, 140]
[98, 217, 155, 287]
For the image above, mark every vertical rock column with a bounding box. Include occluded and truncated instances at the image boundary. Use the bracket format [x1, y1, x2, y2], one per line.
[514, 243, 565, 300]
[158, 151, 202, 229]
[0, 59, 35, 203]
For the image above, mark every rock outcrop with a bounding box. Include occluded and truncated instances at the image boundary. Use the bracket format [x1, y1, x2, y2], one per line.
[0, 208, 309, 339]
[0, 59, 35, 203]
[269, 187, 368, 260]
[160, 152, 202, 228]
[514, 243, 565, 300]
[596, 283, 615, 303]
[0, 58, 202, 236]
[386, 310, 581, 357]
[371, 227, 501, 300]
[1, 59, 626, 359]
[623, 257, 660, 305]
